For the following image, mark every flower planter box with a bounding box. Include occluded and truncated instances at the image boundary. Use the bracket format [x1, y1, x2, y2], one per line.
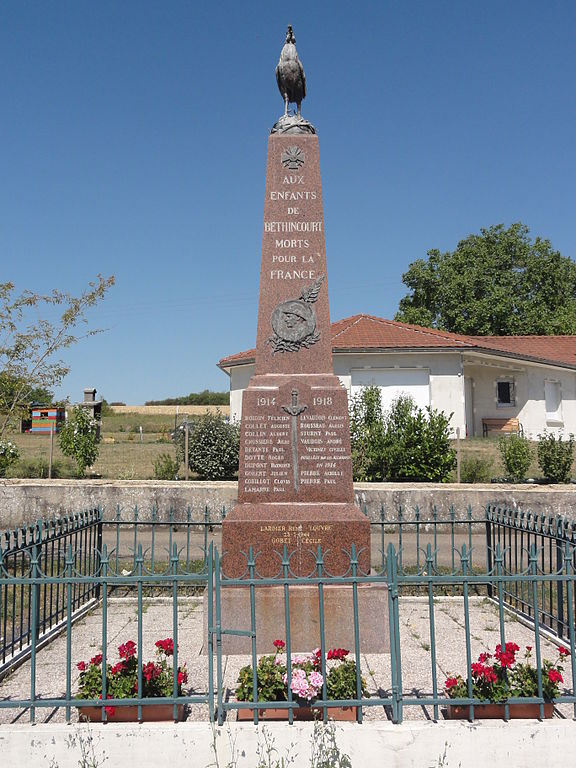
[78, 704, 185, 723]
[236, 705, 357, 722]
[446, 702, 554, 720]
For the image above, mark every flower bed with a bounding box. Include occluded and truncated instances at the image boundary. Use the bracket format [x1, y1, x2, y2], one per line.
[75, 637, 188, 720]
[444, 642, 569, 717]
[235, 640, 367, 718]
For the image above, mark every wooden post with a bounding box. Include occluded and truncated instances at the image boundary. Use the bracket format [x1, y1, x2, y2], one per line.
[48, 421, 54, 479]
[184, 422, 189, 481]
[456, 426, 461, 483]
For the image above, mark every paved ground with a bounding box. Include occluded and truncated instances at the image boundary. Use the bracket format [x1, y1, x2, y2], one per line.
[1, 594, 572, 725]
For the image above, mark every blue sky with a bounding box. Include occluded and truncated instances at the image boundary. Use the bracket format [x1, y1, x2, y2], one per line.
[2, 1, 575, 404]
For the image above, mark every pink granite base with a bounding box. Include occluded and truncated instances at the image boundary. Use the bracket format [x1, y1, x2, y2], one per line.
[203, 582, 389, 654]
[221, 502, 371, 577]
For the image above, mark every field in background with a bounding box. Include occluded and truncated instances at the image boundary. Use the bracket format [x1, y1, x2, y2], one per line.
[110, 405, 230, 416]
[5, 422, 545, 482]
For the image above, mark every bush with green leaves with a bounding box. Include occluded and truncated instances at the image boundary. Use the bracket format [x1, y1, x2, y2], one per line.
[153, 452, 180, 480]
[0, 439, 19, 477]
[381, 396, 456, 482]
[350, 389, 456, 482]
[175, 412, 239, 480]
[460, 455, 494, 484]
[349, 386, 386, 481]
[58, 405, 101, 477]
[498, 434, 532, 482]
[537, 431, 574, 483]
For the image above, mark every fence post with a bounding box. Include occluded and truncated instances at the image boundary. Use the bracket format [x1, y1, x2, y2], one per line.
[385, 542, 402, 723]
[485, 506, 493, 598]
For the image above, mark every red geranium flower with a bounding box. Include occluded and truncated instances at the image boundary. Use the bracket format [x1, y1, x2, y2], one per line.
[90, 654, 103, 666]
[273, 639, 285, 650]
[548, 669, 563, 684]
[118, 640, 137, 660]
[559, 647, 570, 657]
[155, 638, 174, 656]
[77, 661, 87, 672]
[445, 677, 459, 689]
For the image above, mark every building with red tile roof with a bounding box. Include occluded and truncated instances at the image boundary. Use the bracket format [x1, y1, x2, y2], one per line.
[219, 315, 576, 438]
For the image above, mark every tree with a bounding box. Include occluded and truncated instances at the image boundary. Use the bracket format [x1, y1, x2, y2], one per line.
[349, 386, 386, 481]
[0, 275, 114, 437]
[382, 395, 456, 482]
[395, 223, 576, 336]
[58, 405, 102, 477]
[174, 412, 240, 480]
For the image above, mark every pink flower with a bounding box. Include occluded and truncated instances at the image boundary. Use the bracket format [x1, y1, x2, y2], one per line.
[309, 671, 324, 689]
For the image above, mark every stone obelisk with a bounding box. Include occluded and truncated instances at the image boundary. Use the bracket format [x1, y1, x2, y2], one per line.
[222, 27, 371, 578]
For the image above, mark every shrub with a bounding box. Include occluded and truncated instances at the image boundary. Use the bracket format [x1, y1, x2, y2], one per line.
[460, 455, 494, 484]
[349, 386, 386, 481]
[0, 439, 19, 477]
[175, 412, 239, 480]
[6, 457, 74, 479]
[537, 432, 575, 483]
[498, 434, 532, 482]
[58, 405, 101, 477]
[382, 396, 456, 482]
[153, 452, 180, 480]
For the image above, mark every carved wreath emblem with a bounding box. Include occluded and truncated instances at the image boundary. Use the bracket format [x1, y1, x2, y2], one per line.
[281, 146, 305, 170]
[268, 275, 324, 354]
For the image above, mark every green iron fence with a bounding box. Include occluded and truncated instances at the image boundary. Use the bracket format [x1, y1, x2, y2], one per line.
[1, 504, 576, 724]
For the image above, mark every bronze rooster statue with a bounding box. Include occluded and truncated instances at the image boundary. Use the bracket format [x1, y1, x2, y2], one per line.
[276, 26, 306, 116]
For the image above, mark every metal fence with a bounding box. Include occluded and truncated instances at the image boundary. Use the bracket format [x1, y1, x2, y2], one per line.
[1, 504, 576, 724]
[1, 509, 102, 672]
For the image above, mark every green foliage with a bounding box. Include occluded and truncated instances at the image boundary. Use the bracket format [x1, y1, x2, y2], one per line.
[537, 431, 575, 483]
[395, 223, 576, 335]
[460, 455, 494, 483]
[175, 412, 239, 480]
[236, 642, 366, 705]
[146, 390, 230, 406]
[324, 659, 367, 701]
[498, 434, 532, 482]
[350, 390, 456, 482]
[153, 452, 180, 480]
[59, 405, 102, 477]
[0, 276, 114, 437]
[0, 439, 19, 477]
[349, 386, 386, 481]
[382, 396, 456, 482]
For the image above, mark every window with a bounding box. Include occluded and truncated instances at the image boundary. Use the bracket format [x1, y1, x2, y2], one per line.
[544, 380, 562, 424]
[496, 380, 515, 407]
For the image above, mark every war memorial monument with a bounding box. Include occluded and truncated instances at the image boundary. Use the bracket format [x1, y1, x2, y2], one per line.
[218, 27, 386, 651]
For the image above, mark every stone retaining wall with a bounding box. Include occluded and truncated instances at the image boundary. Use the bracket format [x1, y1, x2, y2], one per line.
[1, 479, 575, 530]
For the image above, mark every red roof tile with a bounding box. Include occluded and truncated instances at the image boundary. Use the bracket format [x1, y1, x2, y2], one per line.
[218, 315, 576, 370]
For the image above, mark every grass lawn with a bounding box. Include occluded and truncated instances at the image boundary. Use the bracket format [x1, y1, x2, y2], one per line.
[3, 415, 572, 481]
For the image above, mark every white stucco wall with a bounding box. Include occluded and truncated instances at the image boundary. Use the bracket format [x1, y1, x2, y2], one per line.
[226, 353, 576, 438]
[227, 352, 466, 435]
[463, 359, 576, 439]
